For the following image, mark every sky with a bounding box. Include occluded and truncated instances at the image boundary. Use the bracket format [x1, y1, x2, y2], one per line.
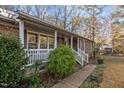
[40, 5, 116, 18]
[13, 5, 116, 19]
[81, 5, 116, 18]
[100, 5, 115, 17]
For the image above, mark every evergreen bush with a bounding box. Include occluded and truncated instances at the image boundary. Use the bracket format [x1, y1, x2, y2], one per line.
[0, 35, 26, 87]
[48, 45, 76, 78]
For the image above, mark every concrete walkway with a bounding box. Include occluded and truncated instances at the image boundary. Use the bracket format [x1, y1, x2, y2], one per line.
[53, 64, 96, 88]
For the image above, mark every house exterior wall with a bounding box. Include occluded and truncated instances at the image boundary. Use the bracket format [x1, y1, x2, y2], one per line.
[80, 39, 84, 51]
[57, 37, 65, 45]
[0, 22, 18, 36]
[0, 21, 29, 48]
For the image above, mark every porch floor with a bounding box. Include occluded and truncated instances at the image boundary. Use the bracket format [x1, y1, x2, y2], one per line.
[52, 64, 96, 88]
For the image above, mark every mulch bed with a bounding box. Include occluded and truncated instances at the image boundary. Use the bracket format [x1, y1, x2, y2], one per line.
[18, 63, 82, 88]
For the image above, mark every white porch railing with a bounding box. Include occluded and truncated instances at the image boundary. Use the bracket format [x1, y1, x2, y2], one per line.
[72, 49, 89, 66]
[78, 49, 89, 63]
[73, 49, 83, 65]
[24, 48, 89, 67]
[24, 49, 53, 66]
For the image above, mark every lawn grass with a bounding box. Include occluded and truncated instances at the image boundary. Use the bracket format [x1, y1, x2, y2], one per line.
[80, 55, 124, 88]
[102, 55, 124, 64]
[80, 63, 106, 88]
[100, 56, 124, 87]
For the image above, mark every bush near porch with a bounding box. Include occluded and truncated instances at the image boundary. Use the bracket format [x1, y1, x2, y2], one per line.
[0, 35, 27, 87]
[48, 45, 76, 78]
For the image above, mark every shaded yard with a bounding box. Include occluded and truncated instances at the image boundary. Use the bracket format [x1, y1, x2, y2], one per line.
[80, 55, 124, 88]
[100, 56, 124, 88]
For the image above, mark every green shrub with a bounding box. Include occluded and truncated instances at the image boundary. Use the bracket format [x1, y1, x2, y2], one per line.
[29, 74, 41, 88]
[97, 58, 104, 64]
[29, 60, 42, 88]
[0, 35, 27, 87]
[48, 45, 76, 78]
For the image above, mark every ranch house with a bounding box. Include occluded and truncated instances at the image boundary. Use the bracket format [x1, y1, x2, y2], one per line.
[0, 9, 94, 66]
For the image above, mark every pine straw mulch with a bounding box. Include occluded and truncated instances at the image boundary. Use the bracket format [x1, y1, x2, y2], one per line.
[100, 56, 124, 88]
[18, 63, 82, 88]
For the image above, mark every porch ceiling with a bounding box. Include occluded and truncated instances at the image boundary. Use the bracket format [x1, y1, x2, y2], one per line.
[24, 20, 72, 37]
[24, 20, 55, 36]
[24, 20, 74, 38]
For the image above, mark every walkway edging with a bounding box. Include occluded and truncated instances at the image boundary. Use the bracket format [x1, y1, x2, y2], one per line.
[52, 64, 96, 88]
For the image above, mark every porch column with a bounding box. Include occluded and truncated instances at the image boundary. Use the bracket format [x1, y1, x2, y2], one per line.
[71, 35, 73, 49]
[65, 37, 68, 46]
[19, 20, 24, 47]
[54, 31, 57, 48]
[26, 31, 28, 49]
[83, 39, 86, 52]
[38, 34, 40, 49]
[47, 36, 49, 49]
[80, 39, 82, 50]
[77, 37, 79, 52]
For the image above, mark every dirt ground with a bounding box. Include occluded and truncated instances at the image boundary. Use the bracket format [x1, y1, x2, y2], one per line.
[100, 56, 124, 88]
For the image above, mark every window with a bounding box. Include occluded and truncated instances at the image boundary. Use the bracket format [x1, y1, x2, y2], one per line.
[40, 35, 47, 49]
[27, 32, 54, 49]
[49, 36, 54, 49]
[28, 33, 37, 49]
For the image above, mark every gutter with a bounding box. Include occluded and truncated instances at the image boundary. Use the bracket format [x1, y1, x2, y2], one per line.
[0, 15, 16, 23]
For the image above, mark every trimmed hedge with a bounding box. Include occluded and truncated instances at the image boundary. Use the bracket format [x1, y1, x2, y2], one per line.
[48, 45, 76, 78]
[0, 35, 27, 87]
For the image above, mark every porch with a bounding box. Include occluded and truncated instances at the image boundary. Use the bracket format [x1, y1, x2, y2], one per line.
[23, 30, 89, 66]
[18, 15, 91, 66]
